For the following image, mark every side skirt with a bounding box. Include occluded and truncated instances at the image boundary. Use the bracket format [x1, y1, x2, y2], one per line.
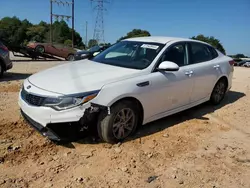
[143, 97, 210, 125]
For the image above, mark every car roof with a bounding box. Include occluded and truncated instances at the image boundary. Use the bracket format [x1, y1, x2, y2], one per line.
[124, 36, 207, 45]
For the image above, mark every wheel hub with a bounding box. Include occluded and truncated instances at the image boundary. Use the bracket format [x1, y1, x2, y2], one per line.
[112, 108, 135, 139]
[214, 82, 225, 102]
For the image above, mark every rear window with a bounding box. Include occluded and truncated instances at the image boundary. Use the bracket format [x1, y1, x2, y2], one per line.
[189, 42, 213, 64]
[208, 46, 219, 59]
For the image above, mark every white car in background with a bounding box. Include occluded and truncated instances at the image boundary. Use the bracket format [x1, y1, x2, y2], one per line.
[19, 36, 234, 143]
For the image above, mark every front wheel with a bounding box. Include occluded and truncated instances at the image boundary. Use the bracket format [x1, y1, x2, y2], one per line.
[97, 101, 138, 144]
[210, 79, 227, 105]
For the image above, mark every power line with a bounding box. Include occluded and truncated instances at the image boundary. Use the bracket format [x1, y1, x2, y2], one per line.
[90, 0, 109, 44]
[50, 0, 75, 47]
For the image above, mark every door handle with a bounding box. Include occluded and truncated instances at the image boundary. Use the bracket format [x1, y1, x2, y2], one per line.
[213, 65, 220, 69]
[185, 71, 193, 77]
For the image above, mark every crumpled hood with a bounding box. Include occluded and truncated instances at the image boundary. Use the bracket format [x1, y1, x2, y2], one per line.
[28, 60, 142, 95]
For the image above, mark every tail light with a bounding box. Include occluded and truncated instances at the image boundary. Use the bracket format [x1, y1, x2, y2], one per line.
[0, 45, 8, 51]
[229, 60, 235, 66]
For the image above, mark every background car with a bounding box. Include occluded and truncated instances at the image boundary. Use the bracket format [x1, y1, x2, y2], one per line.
[0, 40, 12, 77]
[243, 62, 250, 67]
[27, 42, 76, 61]
[74, 45, 110, 61]
[234, 60, 248, 66]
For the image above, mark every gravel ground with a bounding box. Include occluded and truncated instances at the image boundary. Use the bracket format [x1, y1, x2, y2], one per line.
[0, 59, 250, 188]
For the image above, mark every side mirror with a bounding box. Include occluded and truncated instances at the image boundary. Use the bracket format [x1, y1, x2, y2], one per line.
[157, 61, 179, 71]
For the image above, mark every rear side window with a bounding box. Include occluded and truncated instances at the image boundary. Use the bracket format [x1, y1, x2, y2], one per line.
[189, 42, 213, 64]
[208, 46, 219, 59]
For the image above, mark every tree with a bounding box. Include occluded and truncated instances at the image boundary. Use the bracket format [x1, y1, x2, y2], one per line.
[191, 34, 226, 54]
[233, 54, 247, 59]
[0, 16, 28, 47]
[88, 39, 98, 48]
[117, 29, 151, 42]
[0, 17, 84, 49]
[99, 42, 111, 46]
[64, 39, 72, 47]
[26, 25, 47, 42]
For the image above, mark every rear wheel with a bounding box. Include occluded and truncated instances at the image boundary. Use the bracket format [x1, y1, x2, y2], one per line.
[97, 101, 139, 143]
[66, 54, 75, 61]
[35, 45, 45, 53]
[210, 79, 227, 105]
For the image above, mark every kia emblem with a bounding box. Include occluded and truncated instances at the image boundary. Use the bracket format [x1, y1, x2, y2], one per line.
[27, 85, 31, 89]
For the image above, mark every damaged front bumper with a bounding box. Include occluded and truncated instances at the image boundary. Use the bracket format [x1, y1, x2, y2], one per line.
[20, 103, 107, 142]
[21, 110, 62, 141]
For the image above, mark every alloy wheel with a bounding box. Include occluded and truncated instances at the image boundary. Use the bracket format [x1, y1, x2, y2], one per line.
[213, 81, 226, 103]
[112, 108, 136, 139]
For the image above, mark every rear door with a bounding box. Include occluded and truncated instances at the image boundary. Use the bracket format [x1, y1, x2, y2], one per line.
[187, 42, 221, 103]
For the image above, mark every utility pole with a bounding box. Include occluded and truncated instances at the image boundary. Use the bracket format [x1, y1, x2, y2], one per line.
[85, 21, 88, 47]
[72, 0, 75, 48]
[91, 0, 109, 44]
[50, 0, 53, 43]
[49, 0, 74, 47]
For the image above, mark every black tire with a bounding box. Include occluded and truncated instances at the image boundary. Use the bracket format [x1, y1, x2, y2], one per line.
[66, 54, 75, 61]
[210, 79, 227, 105]
[0, 63, 3, 78]
[35, 45, 45, 53]
[97, 100, 139, 144]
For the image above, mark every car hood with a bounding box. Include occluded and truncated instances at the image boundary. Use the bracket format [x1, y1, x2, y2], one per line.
[28, 60, 143, 95]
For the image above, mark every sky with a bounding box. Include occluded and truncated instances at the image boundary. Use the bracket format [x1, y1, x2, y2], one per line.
[0, 0, 250, 56]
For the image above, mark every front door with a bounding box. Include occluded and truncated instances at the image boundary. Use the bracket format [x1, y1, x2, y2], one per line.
[145, 42, 194, 119]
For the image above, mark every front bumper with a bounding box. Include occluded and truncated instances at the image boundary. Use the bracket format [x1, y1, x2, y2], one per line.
[21, 110, 61, 141]
[18, 90, 91, 127]
[18, 89, 94, 141]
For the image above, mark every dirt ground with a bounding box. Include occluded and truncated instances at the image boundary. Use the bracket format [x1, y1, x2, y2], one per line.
[0, 58, 250, 188]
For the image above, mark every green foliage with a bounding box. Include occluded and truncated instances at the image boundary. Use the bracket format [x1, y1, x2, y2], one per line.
[88, 39, 98, 48]
[191, 34, 226, 55]
[26, 25, 48, 42]
[64, 39, 72, 47]
[99, 42, 111, 46]
[231, 54, 247, 59]
[0, 17, 84, 48]
[0, 16, 28, 47]
[117, 29, 151, 42]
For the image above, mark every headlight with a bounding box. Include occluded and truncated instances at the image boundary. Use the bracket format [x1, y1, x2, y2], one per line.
[43, 90, 100, 111]
[81, 54, 87, 58]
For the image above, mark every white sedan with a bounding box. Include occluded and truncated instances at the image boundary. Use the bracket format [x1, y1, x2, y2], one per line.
[19, 36, 234, 143]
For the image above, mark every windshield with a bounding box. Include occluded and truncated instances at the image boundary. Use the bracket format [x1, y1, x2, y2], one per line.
[91, 41, 164, 69]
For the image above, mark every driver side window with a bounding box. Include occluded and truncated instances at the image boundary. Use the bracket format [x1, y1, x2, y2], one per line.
[161, 43, 187, 66]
